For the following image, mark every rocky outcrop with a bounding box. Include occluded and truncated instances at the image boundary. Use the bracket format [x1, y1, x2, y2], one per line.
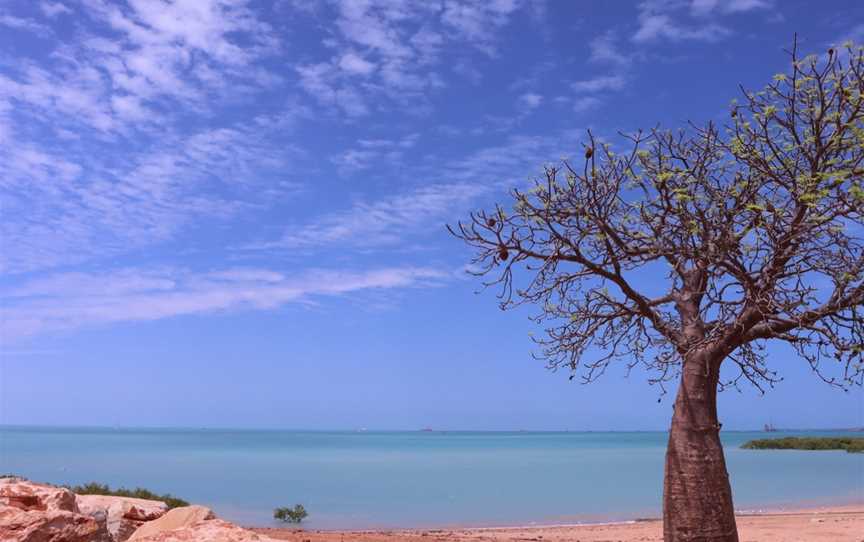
[77, 495, 167, 522]
[77, 495, 169, 542]
[0, 505, 112, 542]
[127, 506, 215, 541]
[0, 478, 273, 542]
[0, 477, 78, 512]
[0, 478, 113, 542]
[130, 519, 278, 542]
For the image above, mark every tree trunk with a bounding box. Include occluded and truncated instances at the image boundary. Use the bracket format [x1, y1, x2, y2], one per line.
[662, 352, 738, 542]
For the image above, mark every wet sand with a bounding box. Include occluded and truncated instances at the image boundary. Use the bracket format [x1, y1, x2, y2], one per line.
[253, 505, 864, 542]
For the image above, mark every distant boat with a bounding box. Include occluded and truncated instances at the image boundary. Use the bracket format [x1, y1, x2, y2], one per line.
[763, 423, 777, 432]
[420, 427, 434, 432]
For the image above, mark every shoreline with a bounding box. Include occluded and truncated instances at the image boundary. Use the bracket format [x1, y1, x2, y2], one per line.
[252, 504, 864, 541]
[240, 497, 864, 532]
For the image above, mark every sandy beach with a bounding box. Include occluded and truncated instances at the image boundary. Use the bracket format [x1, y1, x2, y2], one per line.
[253, 505, 864, 542]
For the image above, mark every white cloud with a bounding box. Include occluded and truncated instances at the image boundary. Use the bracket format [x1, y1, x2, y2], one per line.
[93, 0, 277, 65]
[110, 94, 150, 121]
[331, 148, 381, 173]
[0, 64, 121, 132]
[330, 133, 421, 174]
[0, 15, 52, 36]
[39, 1, 72, 17]
[6, 269, 177, 299]
[259, 183, 488, 249]
[291, 0, 537, 116]
[571, 75, 626, 93]
[339, 51, 377, 75]
[440, 0, 525, 56]
[358, 134, 419, 149]
[633, 0, 733, 43]
[519, 93, 543, 110]
[0, 114, 305, 274]
[634, 14, 729, 42]
[571, 34, 632, 113]
[410, 27, 445, 64]
[296, 62, 371, 117]
[0, 0, 282, 135]
[690, 0, 772, 17]
[1, 266, 449, 340]
[572, 96, 602, 113]
[257, 132, 581, 252]
[0, 0, 316, 277]
[589, 31, 632, 66]
[557, 73, 628, 113]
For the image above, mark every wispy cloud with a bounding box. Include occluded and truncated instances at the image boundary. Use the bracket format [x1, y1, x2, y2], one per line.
[0, 0, 280, 137]
[39, 2, 73, 18]
[589, 30, 633, 66]
[0, 0, 301, 276]
[550, 30, 636, 116]
[690, 0, 772, 17]
[571, 74, 626, 93]
[292, 0, 537, 117]
[255, 132, 581, 252]
[0, 114, 307, 274]
[440, 0, 527, 56]
[2, 266, 449, 340]
[553, 73, 628, 114]
[571, 96, 603, 113]
[518, 92, 543, 111]
[256, 183, 488, 250]
[331, 134, 420, 174]
[0, 14, 52, 37]
[631, 0, 751, 43]
[0, 0, 808, 347]
[633, 15, 728, 43]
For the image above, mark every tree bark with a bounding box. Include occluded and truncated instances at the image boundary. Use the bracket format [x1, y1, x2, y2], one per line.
[662, 352, 738, 542]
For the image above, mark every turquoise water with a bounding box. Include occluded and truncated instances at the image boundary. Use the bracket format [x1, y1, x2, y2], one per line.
[1, 427, 862, 529]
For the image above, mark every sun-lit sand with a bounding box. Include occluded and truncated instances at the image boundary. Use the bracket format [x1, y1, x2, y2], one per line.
[254, 505, 864, 542]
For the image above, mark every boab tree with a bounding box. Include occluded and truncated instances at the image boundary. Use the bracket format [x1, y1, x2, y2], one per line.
[450, 40, 864, 542]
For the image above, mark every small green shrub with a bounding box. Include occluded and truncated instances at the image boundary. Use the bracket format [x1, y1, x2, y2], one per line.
[741, 437, 864, 453]
[274, 504, 308, 523]
[67, 482, 189, 509]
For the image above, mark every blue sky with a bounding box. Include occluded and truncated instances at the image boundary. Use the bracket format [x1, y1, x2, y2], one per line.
[1, 0, 862, 430]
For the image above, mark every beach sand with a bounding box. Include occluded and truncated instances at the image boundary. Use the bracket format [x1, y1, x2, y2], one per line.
[253, 505, 864, 542]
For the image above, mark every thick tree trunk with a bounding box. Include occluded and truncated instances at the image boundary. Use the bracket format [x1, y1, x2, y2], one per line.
[662, 352, 738, 542]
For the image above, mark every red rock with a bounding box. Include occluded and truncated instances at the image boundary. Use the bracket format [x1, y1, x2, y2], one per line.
[77, 494, 167, 522]
[0, 505, 112, 542]
[130, 519, 278, 542]
[0, 478, 78, 513]
[128, 506, 215, 541]
[77, 495, 169, 541]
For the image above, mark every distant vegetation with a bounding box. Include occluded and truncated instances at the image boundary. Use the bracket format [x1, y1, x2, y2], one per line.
[67, 482, 189, 508]
[741, 437, 864, 453]
[273, 504, 308, 523]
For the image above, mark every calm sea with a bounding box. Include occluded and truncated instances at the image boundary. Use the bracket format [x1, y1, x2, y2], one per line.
[1, 427, 862, 529]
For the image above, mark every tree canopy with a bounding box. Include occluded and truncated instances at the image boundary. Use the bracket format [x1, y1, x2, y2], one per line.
[450, 40, 864, 395]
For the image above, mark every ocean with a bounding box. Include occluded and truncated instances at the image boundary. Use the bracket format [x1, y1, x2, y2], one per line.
[1, 427, 862, 529]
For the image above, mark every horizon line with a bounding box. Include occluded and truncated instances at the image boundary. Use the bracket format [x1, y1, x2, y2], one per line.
[1, 423, 860, 433]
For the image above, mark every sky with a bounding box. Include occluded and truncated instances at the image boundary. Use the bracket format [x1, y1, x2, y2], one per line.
[0, 0, 862, 431]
